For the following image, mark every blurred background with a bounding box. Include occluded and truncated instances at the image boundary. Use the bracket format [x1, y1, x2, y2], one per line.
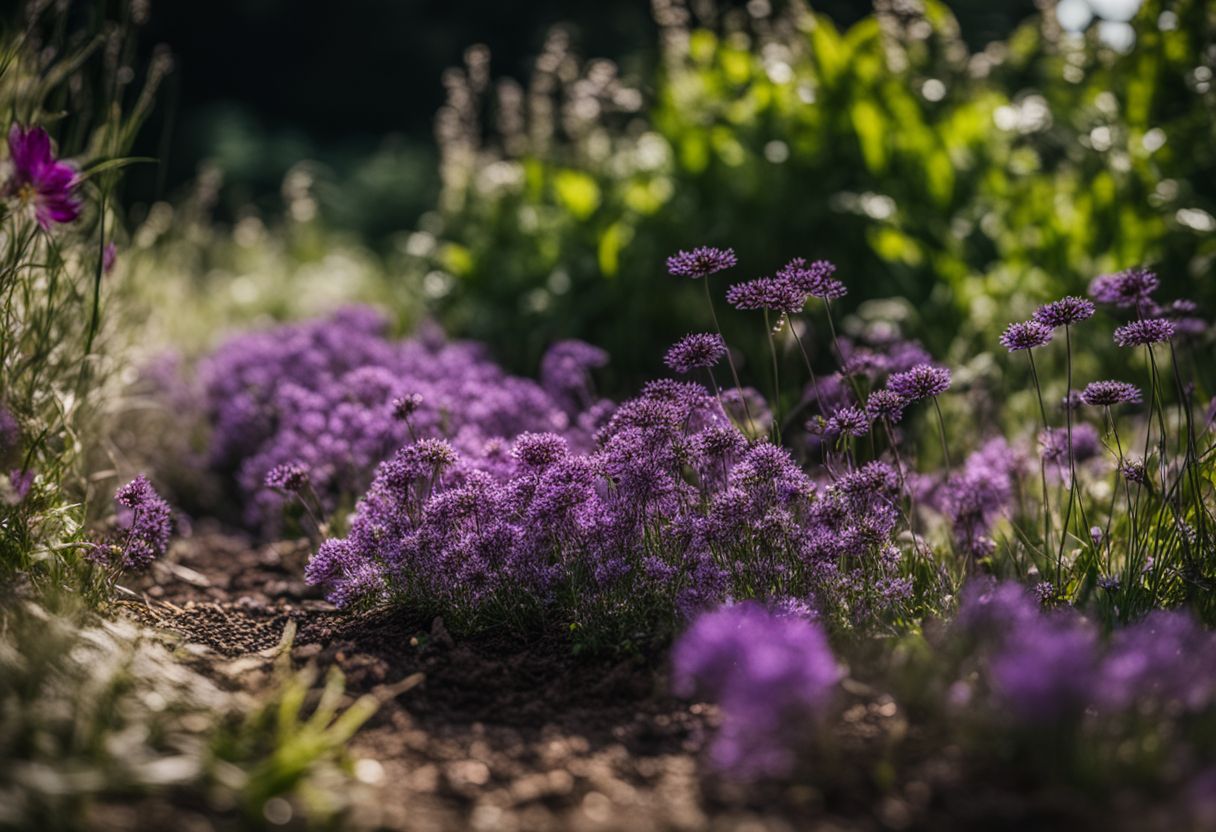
[93, 0, 1212, 391]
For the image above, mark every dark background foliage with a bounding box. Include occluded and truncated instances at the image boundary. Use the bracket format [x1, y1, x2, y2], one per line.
[125, 0, 1037, 225]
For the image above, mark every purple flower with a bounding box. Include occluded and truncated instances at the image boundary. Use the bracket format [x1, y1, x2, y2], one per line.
[265, 462, 310, 492]
[4, 125, 80, 228]
[97, 475, 173, 570]
[864, 389, 906, 423]
[989, 615, 1097, 722]
[1080, 380, 1141, 407]
[1113, 318, 1175, 347]
[391, 393, 424, 419]
[1120, 458, 1148, 485]
[886, 363, 951, 401]
[826, 405, 871, 438]
[1089, 267, 1159, 308]
[664, 333, 727, 374]
[666, 246, 738, 279]
[779, 258, 846, 300]
[725, 277, 806, 313]
[1033, 296, 1096, 328]
[102, 242, 118, 275]
[672, 602, 840, 778]
[999, 320, 1053, 352]
[512, 432, 568, 468]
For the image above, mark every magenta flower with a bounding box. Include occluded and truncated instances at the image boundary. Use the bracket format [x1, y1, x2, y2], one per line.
[5, 125, 80, 228]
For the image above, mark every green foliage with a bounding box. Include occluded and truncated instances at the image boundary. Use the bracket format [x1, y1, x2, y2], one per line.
[0, 3, 166, 598]
[407, 0, 1215, 383]
[0, 603, 377, 830]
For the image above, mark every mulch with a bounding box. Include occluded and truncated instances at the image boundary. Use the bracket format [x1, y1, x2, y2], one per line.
[114, 525, 1161, 832]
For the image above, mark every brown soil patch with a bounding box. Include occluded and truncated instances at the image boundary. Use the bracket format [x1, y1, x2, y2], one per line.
[117, 526, 1171, 832]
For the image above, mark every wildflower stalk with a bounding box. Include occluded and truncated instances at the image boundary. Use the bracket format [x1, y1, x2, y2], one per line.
[763, 309, 782, 443]
[1025, 350, 1055, 571]
[1167, 341, 1210, 554]
[1057, 325, 1096, 574]
[703, 278, 755, 434]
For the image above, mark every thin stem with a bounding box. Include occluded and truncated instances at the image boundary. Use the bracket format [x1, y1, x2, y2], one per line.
[1026, 349, 1054, 569]
[763, 309, 782, 444]
[704, 279, 755, 434]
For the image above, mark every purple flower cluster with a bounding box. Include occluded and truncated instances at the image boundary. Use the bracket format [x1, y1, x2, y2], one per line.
[1033, 296, 1095, 328]
[664, 333, 727, 374]
[999, 320, 1053, 352]
[666, 246, 737, 279]
[939, 439, 1022, 557]
[1080, 380, 1141, 407]
[779, 258, 847, 300]
[1089, 267, 1160, 309]
[305, 358, 913, 626]
[89, 475, 173, 570]
[958, 581, 1216, 724]
[887, 363, 951, 401]
[725, 276, 806, 313]
[1113, 317, 1175, 347]
[197, 307, 602, 530]
[672, 602, 839, 778]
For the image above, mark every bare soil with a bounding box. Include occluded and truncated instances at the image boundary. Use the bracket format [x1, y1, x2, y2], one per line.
[116, 526, 1169, 832]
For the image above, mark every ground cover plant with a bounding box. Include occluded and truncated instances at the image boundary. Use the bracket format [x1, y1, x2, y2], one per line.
[4, 0, 1216, 829]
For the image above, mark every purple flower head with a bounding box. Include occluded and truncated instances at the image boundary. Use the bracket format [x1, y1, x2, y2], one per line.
[1033, 296, 1095, 328]
[1120, 457, 1148, 485]
[512, 432, 568, 468]
[780, 258, 846, 300]
[886, 364, 951, 401]
[391, 393, 424, 420]
[105, 475, 172, 570]
[672, 602, 840, 778]
[999, 320, 1053, 352]
[725, 277, 806, 313]
[865, 389, 906, 423]
[1080, 380, 1141, 407]
[5, 125, 80, 228]
[1089, 267, 1159, 308]
[265, 462, 310, 492]
[666, 246, 737, 279]
[541, 339, 608, 411]
[1113, 318, 1175, 347]
[664, 333, 727, 374]
[989, 615, 1098, 723]
[827, 405, 871, 438]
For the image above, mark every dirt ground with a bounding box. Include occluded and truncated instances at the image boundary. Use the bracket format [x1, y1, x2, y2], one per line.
[116, 527, 1172, 832]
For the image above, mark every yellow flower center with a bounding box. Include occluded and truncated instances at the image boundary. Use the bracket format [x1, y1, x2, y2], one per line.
[16, 183, 36, 204]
